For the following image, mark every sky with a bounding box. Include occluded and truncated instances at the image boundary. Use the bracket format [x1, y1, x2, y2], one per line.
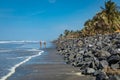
[0, 0, 120, 41]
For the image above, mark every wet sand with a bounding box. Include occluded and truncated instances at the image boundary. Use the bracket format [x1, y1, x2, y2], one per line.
[7, 47, 95, 80]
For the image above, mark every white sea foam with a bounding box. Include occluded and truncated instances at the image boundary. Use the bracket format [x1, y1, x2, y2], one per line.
[0, 50, 44, 80]
[7, 56, 26, 59]
[0, 40, 39, 44]
[27, 48, 41, 51]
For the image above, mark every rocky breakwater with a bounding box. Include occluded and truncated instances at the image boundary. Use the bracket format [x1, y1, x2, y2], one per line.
[56, 33, 120, 80]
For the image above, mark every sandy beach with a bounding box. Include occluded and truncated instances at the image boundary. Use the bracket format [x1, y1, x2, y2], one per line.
[7, 46, 95, 80]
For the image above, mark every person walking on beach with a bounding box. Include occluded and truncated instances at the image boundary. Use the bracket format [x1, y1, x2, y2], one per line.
[43, 41, 46, 48]
[40, 41, 42, 48]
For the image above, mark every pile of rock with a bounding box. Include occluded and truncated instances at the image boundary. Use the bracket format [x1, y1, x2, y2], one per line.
[56, 33, 120, 80]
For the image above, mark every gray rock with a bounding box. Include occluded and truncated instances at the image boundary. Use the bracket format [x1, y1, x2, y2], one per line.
[100, 60, 108, 68]
[94, 57, 100, 68]
[88, 44, 93, 48]
[114, 40, 120, 48]
[117, 49, 120, 53]
[111, 63, 119, 69]
[78, 50, 85, 54]
[94, 70, 101, 76]
[96, 72, 108, 80]
[98, 50, 111, 58]
[69, 53, 75, 60]
[86, 68, 95, 74]
[108, 55, 120, 65]
[109, 75, 120, 80]
[84, 51, 94, 57]
[114, 75, 120, 80]
[77, 40, 83, 47]
[89, 62, 96, 69]
[84, 57, 94, 62]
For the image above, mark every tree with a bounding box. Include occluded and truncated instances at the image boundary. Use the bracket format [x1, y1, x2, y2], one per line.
[82, 0, 120, 36]
[59, 34, 63, 39]
[101, 0, 120, 32]
[64, 29, 70, 37]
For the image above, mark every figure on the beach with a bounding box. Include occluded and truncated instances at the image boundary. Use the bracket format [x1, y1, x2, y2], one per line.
[43, 41, 46, 48]
[40, 41, 42, 48]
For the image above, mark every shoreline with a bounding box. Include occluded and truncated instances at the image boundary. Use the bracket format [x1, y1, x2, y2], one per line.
[7, 46, 95, 80]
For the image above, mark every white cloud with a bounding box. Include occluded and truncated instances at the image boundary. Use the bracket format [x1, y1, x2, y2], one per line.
[48, 0, 56, 3]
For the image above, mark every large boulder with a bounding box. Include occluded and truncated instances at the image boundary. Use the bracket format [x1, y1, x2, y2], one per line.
[108, 55, 120, 65]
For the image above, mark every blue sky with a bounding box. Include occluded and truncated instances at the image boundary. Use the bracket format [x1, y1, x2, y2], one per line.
[0, 0, 120, 41]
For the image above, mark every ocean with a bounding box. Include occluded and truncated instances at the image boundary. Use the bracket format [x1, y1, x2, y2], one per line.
[0, 41, 46, 80]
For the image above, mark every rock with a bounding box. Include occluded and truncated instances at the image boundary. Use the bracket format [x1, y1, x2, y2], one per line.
[109, 75, 120, 80]
[76, 62, 84, 67]
[78, 50, 85, 54]
[94, 70, 101, 76]
[94, 57, 100, 68]
[113, 40, 120, 48]
[84, 57, 94, 62]
[89, 62, 96, 69]
[72, 62, 78, 67]
[108, 55, 120, 65]
[96, 41, 102, 46]
[109, 48, 118, 55]
[116, 33, 120, 39]
[88, 44, 93, 47]
[86, 68, 95, 74]
[100, 60, 109, 68]
[84, 51, 94, 57]
[69, 53, 75, 60]
[77, 40, 83, 47]
[103, 46, 111, 51]
[64, 53, 70, 58]
[114, 75, 120, 80]
[111, 63, 119, 69]
[117, 49, 120, 54]
[95, 50, 111, 58]
[96, 72, 108, 80]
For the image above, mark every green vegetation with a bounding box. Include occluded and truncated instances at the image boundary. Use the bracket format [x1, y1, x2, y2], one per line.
[59, 0, 120, 39]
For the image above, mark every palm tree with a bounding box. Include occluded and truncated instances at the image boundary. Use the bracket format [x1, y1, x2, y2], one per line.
[59, 34, 63, 39]
[101, 0, 120, 32]
[64, 29, 70, 37]
[82, 0, 120, 36]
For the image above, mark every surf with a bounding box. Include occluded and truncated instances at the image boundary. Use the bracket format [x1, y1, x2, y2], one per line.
[0, 50, 44, 80]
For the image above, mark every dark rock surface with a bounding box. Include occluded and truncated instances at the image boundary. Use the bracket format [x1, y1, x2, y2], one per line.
[56, 33, 120, 80]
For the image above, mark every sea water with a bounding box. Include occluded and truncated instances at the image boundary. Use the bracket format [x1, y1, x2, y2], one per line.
[0, 41, 44, 80]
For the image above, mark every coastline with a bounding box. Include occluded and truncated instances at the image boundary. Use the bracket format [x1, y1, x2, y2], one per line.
[7, 45, 95, 80]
